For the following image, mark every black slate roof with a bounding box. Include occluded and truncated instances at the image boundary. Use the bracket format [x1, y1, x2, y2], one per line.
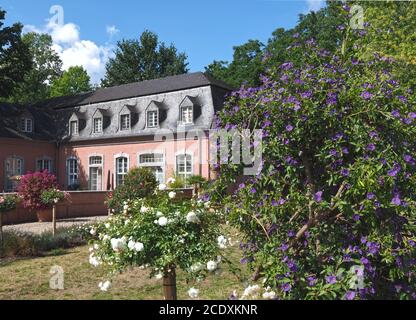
[33, 72, 234, 110]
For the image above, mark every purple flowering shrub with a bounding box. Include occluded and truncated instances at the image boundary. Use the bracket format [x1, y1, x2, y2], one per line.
[211, 30, 416, 299]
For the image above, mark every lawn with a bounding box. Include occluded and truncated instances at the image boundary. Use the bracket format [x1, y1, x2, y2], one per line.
[0, 244, 249, 300]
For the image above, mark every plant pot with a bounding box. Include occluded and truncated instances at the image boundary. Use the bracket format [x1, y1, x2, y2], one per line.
[36, 208, 52, 222]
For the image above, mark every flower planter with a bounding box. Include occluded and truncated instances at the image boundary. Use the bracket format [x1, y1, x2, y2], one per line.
[36, 208, 53, 222]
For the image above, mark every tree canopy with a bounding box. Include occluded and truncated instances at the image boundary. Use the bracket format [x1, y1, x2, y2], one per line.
[101, 30, 189, 87]
[51, 66, 92, 97]
[9, 32, 63, 104]
[0, 8, 31, 100]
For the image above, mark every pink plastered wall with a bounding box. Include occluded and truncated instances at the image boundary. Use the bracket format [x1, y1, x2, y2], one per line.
[57, 137, 211, 190]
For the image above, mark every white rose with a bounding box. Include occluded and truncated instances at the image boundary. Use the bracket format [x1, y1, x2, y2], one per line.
[105, 223, 110, 229]
[207, 260, 218, 272]
[140, 206, 150, 213]
[190, 262, 204, 273]
[217, 235, 228, 249]
[98, 281, 111, 292]
[262, 291, 277, 300]
[168, 191, 176, 199]
[155, 273, 163, 280]
[204, 201, 211, 209]
[111, 238, 127, 252]
[134, 242, 144, 252]
[158, 217, 168, 227]
[123, 204, 129, 211]
[89, 253, 101, 267]
[90, 228, 96, 236]
[188, 287, 200, 299]
[186, 211, 200, 224]
[158, 184, 167, 191]
[128, 240, 136, 251]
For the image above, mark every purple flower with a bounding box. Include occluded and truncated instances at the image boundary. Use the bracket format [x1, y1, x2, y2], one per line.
[391, 110, 401, 118]
[288, 230, 295, 238]
[281, 282, 292, 292]
[388, 164, 401, 177]
[367, 242, 380, 255]
[278, 198, 287, 205]
[404, 155, 415, 165]
[366, 144, 376, 152]
[352, 214, 361, 222]
[361, 91, 373, 100]
[345, 291, 356, 300]
[286, 124, 294, 132]
[341, 168, 350, 177]
[250, 188, 257, 194]
[360, 257, 369, 265]
[280, 243, 289, 252]
[391, 194, 402, 206]
[409, 112, 416, 119]
[314, 191, 323, 203]
[367, 193, 375, 200]
[329, 149, 338, 157]
[239, 183, 246, 190]
[326, 275, 337, 285]
[342, 147, 349, 154]
[307, 276, 317, 287]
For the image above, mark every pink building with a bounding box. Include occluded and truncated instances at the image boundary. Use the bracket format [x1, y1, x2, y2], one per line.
[0, 73, 232, 192]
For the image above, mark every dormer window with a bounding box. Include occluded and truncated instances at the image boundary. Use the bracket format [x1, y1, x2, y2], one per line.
[20, 118, 33, 133]
[93, 117, 103, 133]
[147, 110, 159, 128]
[70, 120, 79, 135]
[120, 114, 131, 131]
[181, 106, 194, 125]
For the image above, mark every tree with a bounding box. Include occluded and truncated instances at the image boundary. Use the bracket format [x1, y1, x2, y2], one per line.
[0, 8, 31, 100]
[210, 20, 416, 300]
[101, 30, 188, 87]
[51, 66, 92, 97]
[205, 40, 264, 88]
[10, 32, 62, 104]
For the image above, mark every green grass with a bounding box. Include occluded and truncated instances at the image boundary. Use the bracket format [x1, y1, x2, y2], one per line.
[0, 244, 250, 300]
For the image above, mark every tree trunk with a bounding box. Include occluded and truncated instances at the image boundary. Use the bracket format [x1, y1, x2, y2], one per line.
[163, 268, 177, 300]
[52, 205, 57, 237]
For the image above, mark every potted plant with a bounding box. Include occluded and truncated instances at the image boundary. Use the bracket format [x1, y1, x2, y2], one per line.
[17, 171, 59, 222]
[0, 194, 19, 244]
[41, 189, 70, 236]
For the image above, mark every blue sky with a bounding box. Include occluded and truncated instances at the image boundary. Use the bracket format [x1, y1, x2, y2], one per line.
[1, 0, 324, 84]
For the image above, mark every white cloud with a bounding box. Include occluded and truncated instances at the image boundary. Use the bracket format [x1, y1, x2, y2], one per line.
[306, 0, 324, 12]
[23, 19, 114, 85]
[106, 25, 120, 39]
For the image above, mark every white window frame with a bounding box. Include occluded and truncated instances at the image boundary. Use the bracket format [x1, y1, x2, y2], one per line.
[21, 118, 33, 133]
[147, 110, 159, 128]
[4, 156, 24, 192]
[36, 157, 53, 173]
[93, 117, 103, 134]
[181, 105, 194, 125]
[70, 120, 79, 136]
[88, 155, 104, 191]
[114, 153, 130, 188]
[138, 151, 166, 184]
[120, 114, 131, 131]
[66, 157, 79, 188]
[175, 153, 193, 183]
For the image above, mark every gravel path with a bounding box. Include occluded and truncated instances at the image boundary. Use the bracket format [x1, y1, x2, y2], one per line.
[3, 216, 108, 235]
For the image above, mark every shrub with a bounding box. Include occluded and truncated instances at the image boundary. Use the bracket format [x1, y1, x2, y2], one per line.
[211, 26, 416, 299]
[40, 189, 71, 208]
[89, 188, 225, 299]
[106, 167, 158, 213]
[17, 171, 58, 211]
[0, 227, 88, 258]
[0, 195, 19, 213]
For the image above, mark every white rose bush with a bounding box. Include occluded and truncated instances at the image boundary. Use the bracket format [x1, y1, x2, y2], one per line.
[88, 186, 225, 300]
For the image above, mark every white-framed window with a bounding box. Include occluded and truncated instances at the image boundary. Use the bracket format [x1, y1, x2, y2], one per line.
[115, 156, 129, 187]
[4, 156, 24, 192]
[138, 153, 165, 184]
[70, 120, 79, 135]
[20, 118, 33, 133]
[176, 154, 193, 182]
[89, 156, 103, 191]
[120, 114, 131, 131]
[66, 158, 79, 187]
[147, 110, 158, 128]
[93, 117, 103, 133]
[181, 106, 193, 125]
[36, 158, 53, 173]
